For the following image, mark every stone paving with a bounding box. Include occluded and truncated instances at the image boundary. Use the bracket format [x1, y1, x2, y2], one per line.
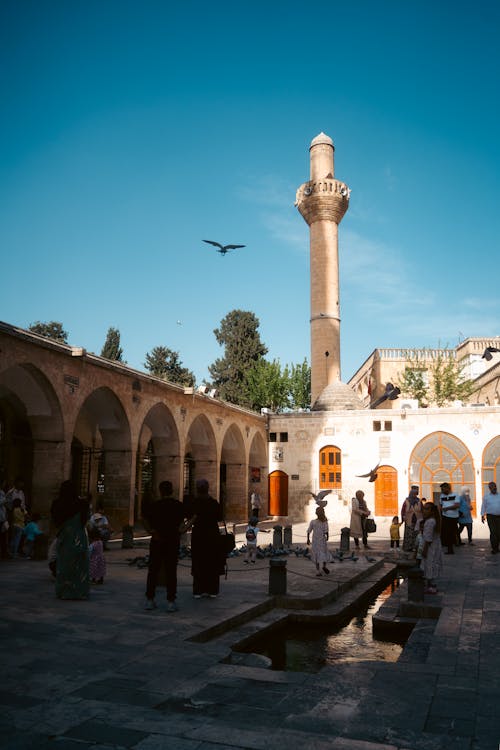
[1, 520, 500, 750]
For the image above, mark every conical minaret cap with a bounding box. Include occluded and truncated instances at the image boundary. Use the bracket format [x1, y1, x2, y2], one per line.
[310, 132, 334, 149]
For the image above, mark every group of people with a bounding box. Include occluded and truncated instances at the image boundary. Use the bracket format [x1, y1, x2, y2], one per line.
[143, 478, 228, 611]
[8, 473, 500, 609]
[389, 481, 500, 594]
[0, 477, 45, 560]
[306, 480, 500, 596]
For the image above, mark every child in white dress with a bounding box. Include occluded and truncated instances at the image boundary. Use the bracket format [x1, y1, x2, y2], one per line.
[307, 506, 330, 576]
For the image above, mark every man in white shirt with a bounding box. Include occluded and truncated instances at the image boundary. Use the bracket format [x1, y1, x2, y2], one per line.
[481, 481, 500, 554]
[250, 491, 261, 519]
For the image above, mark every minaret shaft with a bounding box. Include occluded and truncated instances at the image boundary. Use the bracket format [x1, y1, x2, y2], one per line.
[295, 132, 349, 407]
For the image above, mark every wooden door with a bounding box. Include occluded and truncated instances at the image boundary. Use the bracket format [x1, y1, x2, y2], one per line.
[374, 465, 398, 516]
[268, 471, 288, 516]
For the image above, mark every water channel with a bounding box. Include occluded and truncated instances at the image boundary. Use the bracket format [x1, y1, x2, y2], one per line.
[234, 577, 407, 673]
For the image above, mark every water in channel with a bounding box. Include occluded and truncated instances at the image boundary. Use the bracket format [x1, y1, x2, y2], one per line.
[238, 578, 406, 673]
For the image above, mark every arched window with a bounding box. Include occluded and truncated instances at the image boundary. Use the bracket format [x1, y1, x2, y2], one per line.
[409, 431, 475, 508]
[482, 436, 500, 496]
[319, 445, 341, 489]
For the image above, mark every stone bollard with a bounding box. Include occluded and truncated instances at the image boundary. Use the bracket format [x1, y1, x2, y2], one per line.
[269, 558, 287, 595]
[340, 526, 350, 552]
[121, 525, 134, 549]
[407, 566, 425, 602]
[273, 524, 283, 549]
[283, 525, 292, 548]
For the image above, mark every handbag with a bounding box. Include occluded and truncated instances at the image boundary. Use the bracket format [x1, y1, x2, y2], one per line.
[365, 518, 377, 534]
[220, 519, 235, 554]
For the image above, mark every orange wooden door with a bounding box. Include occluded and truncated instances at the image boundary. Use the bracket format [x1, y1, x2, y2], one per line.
[319, 445, 342, 489]
[374, 465, 398, 516]
[268, 471, 288, 516]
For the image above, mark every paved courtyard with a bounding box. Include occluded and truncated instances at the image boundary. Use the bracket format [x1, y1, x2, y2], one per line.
[1, 520, 500, 750]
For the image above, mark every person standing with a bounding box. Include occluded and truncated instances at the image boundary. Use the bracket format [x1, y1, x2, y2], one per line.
[481, 481, 500, 555]
[50, 481, 90, 600]
[88, 501, 113, 549]
[88, 527, 106, 584]
[401, 486, 423, 553]
[0, 481, 9, 559]
[250, 491, 261, 519]
[389, 516, 403, 550]
[244, 516, 260, 564]
[457, 487, 473, 545]
[9, 498, 26, 557]
[144, 481, 186, 612]
[307, 506, 330, 575]
[7, 477, 27, 513]
[421, 503, 443, 594]
[439, 482, 460, 555]
[189, 479, 223, 599]
[22, 512, 43, 558]
[350, 490, 371, 549]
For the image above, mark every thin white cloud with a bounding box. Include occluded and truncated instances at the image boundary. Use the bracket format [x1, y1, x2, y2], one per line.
[262, 211, 308, 250]
[239, 173, 308, 251]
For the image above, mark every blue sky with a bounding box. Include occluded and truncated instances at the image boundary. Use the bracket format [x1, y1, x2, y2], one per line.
[1, 0, 499, 385]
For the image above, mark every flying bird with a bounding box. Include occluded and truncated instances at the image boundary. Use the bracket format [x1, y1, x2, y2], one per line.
[482, 346, 500, 361]
[356, 463, 380, 482]
[203, 240, 246, 256]
[309, 489, 331, 507]
[370, 382, 401, 409]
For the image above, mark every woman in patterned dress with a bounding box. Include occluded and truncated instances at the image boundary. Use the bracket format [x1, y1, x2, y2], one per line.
[50, 481, 90, 600]
[421, 502, 443, 594]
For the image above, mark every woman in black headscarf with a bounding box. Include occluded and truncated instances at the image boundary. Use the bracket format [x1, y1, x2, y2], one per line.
[50, 480, 90, 600]
[189, 479, 223, 598]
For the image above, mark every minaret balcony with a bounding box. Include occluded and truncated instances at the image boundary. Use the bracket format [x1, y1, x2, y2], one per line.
[295, 178, 350, 225]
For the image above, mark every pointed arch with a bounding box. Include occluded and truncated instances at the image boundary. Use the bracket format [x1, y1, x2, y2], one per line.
[220, 423, 246, 519]
[185, 414, 217, 495]
[409, 431, 475, 506]
[482, 436, 500, 497]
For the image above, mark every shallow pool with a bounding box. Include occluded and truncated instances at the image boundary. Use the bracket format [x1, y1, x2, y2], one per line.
[234, 578, 406, 672]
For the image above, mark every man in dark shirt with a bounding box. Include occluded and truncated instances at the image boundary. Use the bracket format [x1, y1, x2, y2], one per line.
[144, 481, 186, 612]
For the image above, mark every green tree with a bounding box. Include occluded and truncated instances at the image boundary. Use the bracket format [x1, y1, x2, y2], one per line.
[288, 359, 311, 409]
[101, 327, 124, 362]
[29, 321, 68, 343]
[144, 346, 195, 386]
[396, 358, 429, 406]
[245, 359, 290, 412]
[209, 310, 268, 406]
[431, 352, 474, 407]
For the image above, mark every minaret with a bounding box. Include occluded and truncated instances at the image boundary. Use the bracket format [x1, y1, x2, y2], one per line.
[295, 132, 351, 408]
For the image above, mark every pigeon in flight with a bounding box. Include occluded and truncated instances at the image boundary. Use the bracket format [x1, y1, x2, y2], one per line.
[356, 463, 380, 482]
[370, 382, 401, 409]
[203, 240, 246, 256]
[482, 346, 500, 361]
[309, 489, 331, 507]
